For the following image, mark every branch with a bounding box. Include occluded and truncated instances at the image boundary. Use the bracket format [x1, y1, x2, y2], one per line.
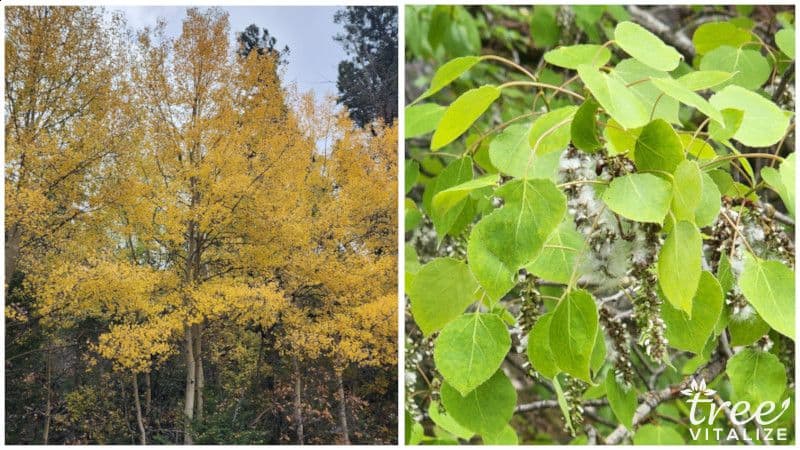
[626, 6, 695, 61]
[605, 354, 728, 444]
[516, 398, 607, 413]
[714, 395, 754, 445]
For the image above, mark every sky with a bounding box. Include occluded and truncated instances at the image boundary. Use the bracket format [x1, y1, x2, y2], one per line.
[114, 6, 347, 98]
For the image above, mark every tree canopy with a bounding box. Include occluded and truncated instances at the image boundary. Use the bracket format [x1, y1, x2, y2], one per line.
[5, 6, 397, 444]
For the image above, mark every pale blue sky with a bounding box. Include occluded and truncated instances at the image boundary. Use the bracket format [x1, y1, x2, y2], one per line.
[114, 6, 347, 98]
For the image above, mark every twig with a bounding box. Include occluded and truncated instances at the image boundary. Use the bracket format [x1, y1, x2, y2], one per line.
[605, 354, 728, 444]
[515, 398, 607, 413]
[713, 395, 754, 445]
[771, 58, 794, 103]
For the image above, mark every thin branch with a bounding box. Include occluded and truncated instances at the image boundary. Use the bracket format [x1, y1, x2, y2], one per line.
[713, 395, 754, 445]
[604, 354, 728, 444]
[516, 398, 607, 413]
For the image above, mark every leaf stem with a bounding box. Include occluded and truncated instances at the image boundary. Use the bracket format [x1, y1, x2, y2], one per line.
[481, 54, 538, 81]
[700, 153, 785, 168]
[498, 81, 585, 101]
[557, 179, 609, 189]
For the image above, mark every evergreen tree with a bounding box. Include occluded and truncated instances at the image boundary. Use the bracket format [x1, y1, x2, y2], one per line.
[334, 7, 398, 128]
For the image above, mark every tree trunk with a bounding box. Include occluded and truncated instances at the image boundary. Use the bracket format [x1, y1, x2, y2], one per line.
[183, 327, 196, 445]
[43, 347, 51, 444]
[336, 369, 351, 445]
[292, 357, 304, 445]
[144, 372, 152, 416]
[193, 323, 204, 422]
[133, 372, 147, 445]
[5, 226, 20, 297]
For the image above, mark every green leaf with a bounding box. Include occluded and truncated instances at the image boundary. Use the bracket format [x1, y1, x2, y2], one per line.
[700, 46, 771, 91]
[406, 410, 424, 444]
[780, 153, 795, 217]
[552, 374, 574, 434]
[658, 221, 702, 316]
[550, 290, 598, 382]
[468, 179, 566, 301]
[529, 6, 560, 48]
[525, 220, 585, 284]
[434, 313, 511, 396]
[440, 370, 516, 435]
[728, 309, 771, 347]
[482, 425, 518, 445]
[577, 64, 649, 130]
[671, 160, 703, 222]
[738, 254, 795, 340]
[606, 374, 637, 431]
[717, 252, 734, 295]
[422, 157, 473, 215]
[405, 160, 419, 194]
[405, 103, 445, 138]
[543, 44, 611, 69]
[527, 313, 559, 379]
[761, 167, 793, 216]
[708, 108, 744, 142]
[432, 86, 501, 150]
[418, 56, 481, 101]
[776, 28, 795, 59]
[405, 199, 422, 232]
[409, 258, 480, 336]
[650, 77, 723, 124]
[633, 425, 685, 444]
[603, 119, 641, 155]
[677, 70, 734, 91]
[590, 326, 606, 375]
[695, 172, 722, 228]
[428, 401, 474, 440]
[678, 133, 716, 160]
[602, 173, 673, 224]
[692, 22, 752, 55]
[431, 174, 499, 238]
[571, 99, 601, 152]
[634, 119, 685, 173]
[612, 59, 679, 124]
[662, 271, 723, 354]
[528, 106, 578, 155]
[727, 348, 787, 407]
[489, 124, 563, 179]
[614, 21, 682, 71]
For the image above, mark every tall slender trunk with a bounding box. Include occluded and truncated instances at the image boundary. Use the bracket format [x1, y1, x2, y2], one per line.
[183, 327, 196, 445]
[133, 372, 147, 445]
[43, 347, 51, 444]
[292, 357, 304, 445]
[193, 323, 204, 422]
[5, 226, 20, 298]
[336, 369, 351, 445]
[144, 372, 152, 416]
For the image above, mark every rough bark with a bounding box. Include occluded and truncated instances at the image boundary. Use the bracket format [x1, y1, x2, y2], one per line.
[183, 327, 196, 445]
[336, 369, 351, 445]
[292, 357, 304, 445]
[133, 372, 147, 445]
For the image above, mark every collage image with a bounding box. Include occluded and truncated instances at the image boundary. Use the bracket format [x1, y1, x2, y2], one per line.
[2, 1, 797, 447]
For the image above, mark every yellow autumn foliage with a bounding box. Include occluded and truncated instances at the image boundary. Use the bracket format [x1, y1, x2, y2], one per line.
[8, 6, 396, 383]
